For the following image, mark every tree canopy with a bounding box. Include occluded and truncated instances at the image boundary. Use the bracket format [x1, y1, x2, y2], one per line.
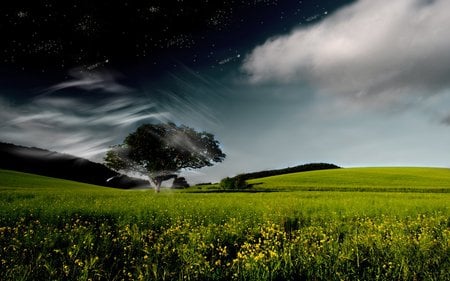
[104, 123, 226, 192]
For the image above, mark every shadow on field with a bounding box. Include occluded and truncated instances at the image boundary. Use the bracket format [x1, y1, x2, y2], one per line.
[185, 182, 284, 193]
[185, 189, 280, 194]
[186, 183, 281, 193]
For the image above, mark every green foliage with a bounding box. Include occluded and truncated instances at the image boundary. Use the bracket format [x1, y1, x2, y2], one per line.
[1, 169, 450, 280]
[220, 175, 248, 190]
[104, 146, 128, 172]
[3, 214, 449, 281]
[220, 177, 234, 189]
[172, 177, 189, 189]
[104, 123, 225, 189]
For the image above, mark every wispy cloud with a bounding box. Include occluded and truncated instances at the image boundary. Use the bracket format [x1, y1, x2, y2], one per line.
[44, 68, 132, 94]
[243, 0, 450, 105]
[146, 65, 227, 128]
[0, 65, 229, 162]
[0, 66, 174, 159]
[0, 96, 170, 159]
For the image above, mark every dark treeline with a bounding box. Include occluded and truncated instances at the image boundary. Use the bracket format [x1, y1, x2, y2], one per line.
[238, 163, 341, 181]
[0, 142, 147, 189]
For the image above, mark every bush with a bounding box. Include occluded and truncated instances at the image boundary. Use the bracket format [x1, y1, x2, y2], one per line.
[220, 177, 234, 189]
[220, 175, 248, 190]
[172, 177, 189, 189]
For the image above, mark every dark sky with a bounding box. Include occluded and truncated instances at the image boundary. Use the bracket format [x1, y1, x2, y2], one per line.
[2, 0, 450, 183]
[0, 0, 349, 85]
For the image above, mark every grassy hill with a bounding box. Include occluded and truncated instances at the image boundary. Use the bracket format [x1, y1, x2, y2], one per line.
[0, 169, 111, 191]
[0, 142, 148, 188]
[4, 166, 450, 193]
[1, 168, 450, 280]
[248, 167, 450, 192]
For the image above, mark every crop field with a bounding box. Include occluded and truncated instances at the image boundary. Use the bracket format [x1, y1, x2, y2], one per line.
[1, 168, 450, 280]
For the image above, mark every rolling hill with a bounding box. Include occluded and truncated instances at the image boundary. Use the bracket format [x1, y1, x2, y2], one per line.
[0, 169, 112, 191]
[248, 167, 450, 192]
[2, 169, 450, 281]
[0, 142, 148, 189]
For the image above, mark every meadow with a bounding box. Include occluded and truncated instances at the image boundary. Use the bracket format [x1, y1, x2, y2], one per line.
[1, 168, 450, 280]
[247, 167, 450, 192]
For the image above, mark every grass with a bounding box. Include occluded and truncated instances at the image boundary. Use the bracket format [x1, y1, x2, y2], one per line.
[248, 167, 450, 192]
[1, 168, 450, 280]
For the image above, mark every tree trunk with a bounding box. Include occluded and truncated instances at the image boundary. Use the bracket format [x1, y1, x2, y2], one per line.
[150, 174, 178, 193]
[150, 177, 162, 193]
[155, 180, 161, 193]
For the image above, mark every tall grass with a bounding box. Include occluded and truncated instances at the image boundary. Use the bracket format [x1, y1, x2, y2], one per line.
[1, 169, 450, 280]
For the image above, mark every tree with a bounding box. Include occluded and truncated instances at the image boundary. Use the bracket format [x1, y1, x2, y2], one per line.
[220, 174, 249, 190]
[104, 123, 226, 192]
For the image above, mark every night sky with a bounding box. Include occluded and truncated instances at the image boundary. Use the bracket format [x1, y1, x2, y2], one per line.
[1, 1, 342, 78]
[2, 0, 450, 183]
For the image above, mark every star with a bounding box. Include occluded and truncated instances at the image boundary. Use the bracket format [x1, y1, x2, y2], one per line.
[17, 11, 28, 18]
[0, 0, 343, 74]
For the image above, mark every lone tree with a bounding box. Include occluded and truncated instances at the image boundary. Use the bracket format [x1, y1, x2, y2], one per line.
[104, 123, 226, 192]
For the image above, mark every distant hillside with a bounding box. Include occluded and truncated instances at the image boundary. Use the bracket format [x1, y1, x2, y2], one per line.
[247, 167, 450, 193]
[249, 167, 450, 193]
[239, 163, 340, 181]
[0, 142, 148, 189]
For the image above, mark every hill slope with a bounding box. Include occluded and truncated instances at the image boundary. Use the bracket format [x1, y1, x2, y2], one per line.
[0, 142, 147, 189]
[248, 167, 450, 192]
[0, 169, 112, 191]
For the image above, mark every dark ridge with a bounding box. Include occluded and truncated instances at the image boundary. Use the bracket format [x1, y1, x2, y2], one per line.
[0, 142, 148, 189]
[238, 163, 341, 181]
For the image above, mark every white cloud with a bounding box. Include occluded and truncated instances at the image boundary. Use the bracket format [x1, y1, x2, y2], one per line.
[0, 96, 169, 159]
[0, 65, 228, 163]
[44, 68, 132, 94]
[243, 0, 450, 101]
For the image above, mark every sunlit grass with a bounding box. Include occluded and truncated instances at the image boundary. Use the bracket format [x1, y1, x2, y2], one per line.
[1, 169, 450, 280]
[248, 167, 450, 192]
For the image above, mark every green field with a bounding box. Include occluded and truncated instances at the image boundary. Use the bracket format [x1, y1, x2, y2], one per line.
[1, 168, 450, 280]
[248, 167, 450, 192]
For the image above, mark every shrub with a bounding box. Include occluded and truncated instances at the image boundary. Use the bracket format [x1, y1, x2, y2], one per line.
[220, 175, 248, 190]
